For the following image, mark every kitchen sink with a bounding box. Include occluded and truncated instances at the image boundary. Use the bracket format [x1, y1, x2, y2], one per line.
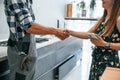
[36, 38, 49, 43]
[0, 41, 8, 47]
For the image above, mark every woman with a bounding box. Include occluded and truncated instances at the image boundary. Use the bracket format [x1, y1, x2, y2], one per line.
[65, 0, 120, 80]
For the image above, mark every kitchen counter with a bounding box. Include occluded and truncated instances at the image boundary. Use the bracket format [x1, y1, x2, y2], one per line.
[35, 36, 83, 80]
[0, 36, 59, 62]
[0, 46, 7, 62]
[0, 36, 79, 61]
[0, 36, 83, 80]
[36, 36, 60, 49]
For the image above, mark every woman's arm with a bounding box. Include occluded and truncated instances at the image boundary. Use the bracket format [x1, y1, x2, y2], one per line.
[90, 16, 120, 50]
[65, 30, 90, 39]
[65, 20, 99, 39]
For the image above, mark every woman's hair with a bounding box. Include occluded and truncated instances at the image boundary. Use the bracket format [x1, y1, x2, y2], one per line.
[94, 0, 120, 36]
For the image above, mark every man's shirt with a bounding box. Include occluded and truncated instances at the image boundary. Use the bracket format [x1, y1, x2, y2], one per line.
[4, 0, 35, 41]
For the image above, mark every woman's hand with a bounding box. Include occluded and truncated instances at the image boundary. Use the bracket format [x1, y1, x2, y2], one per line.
[55, 28, 69, 40]
[90, 34, 106, 47]
[63, 29, 73, 35]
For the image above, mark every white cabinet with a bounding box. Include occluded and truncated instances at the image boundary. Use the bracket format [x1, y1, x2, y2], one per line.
[35, 37, 83, 80]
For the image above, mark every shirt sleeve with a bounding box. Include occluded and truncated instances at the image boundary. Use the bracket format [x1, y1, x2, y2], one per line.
[8, 0, 34, 30]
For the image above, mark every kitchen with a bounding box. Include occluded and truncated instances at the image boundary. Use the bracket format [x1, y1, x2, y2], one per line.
[0, 0, 108, 80]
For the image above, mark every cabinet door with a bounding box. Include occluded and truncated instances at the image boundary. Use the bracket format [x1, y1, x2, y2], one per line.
[35, 52, 56, 78]
[0, 59, 9, 80]
[36, 70, 54, 80]
[58, 55, 76, 80]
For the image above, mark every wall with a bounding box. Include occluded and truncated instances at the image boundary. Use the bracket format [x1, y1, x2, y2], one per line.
[0, 0, 9, 40]
[32, 0, 67, 28]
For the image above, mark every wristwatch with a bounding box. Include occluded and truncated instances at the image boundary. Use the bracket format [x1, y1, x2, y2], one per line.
[105, 42, 110, 49]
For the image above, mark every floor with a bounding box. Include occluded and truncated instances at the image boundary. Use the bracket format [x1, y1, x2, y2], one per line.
[63, 39, 93, 80]
[63, 41, 92, 80]
[62, 20, 96, 80]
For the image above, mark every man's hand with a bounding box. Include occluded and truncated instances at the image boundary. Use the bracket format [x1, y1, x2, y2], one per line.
[55, 28, 69, 40]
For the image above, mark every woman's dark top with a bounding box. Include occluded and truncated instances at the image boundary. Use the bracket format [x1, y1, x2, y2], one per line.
[89, 19, 120, 80]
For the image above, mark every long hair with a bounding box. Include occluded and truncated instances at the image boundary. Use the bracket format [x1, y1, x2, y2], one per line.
[93, 0, 120, 36]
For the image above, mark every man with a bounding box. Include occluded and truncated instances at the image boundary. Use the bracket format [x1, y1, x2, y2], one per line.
[4, 0, 69, 80]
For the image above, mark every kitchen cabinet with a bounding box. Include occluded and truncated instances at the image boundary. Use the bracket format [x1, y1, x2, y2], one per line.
[0, 36, 83, 80]
[35, 36, 82, 80]
[0, 47, 9, 80]
[0, 59, 9, 80]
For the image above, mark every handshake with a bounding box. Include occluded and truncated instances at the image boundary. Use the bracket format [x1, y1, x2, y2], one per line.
[54, 28, 70, 40]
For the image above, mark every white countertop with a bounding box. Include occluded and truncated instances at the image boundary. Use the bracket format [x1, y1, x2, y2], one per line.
[0, 36, 61, 62]
[36, 37, 60, 49]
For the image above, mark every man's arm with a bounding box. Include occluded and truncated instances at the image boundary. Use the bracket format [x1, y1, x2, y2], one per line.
[8, 0, 69, 40]
[26, 22, 69, 40]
